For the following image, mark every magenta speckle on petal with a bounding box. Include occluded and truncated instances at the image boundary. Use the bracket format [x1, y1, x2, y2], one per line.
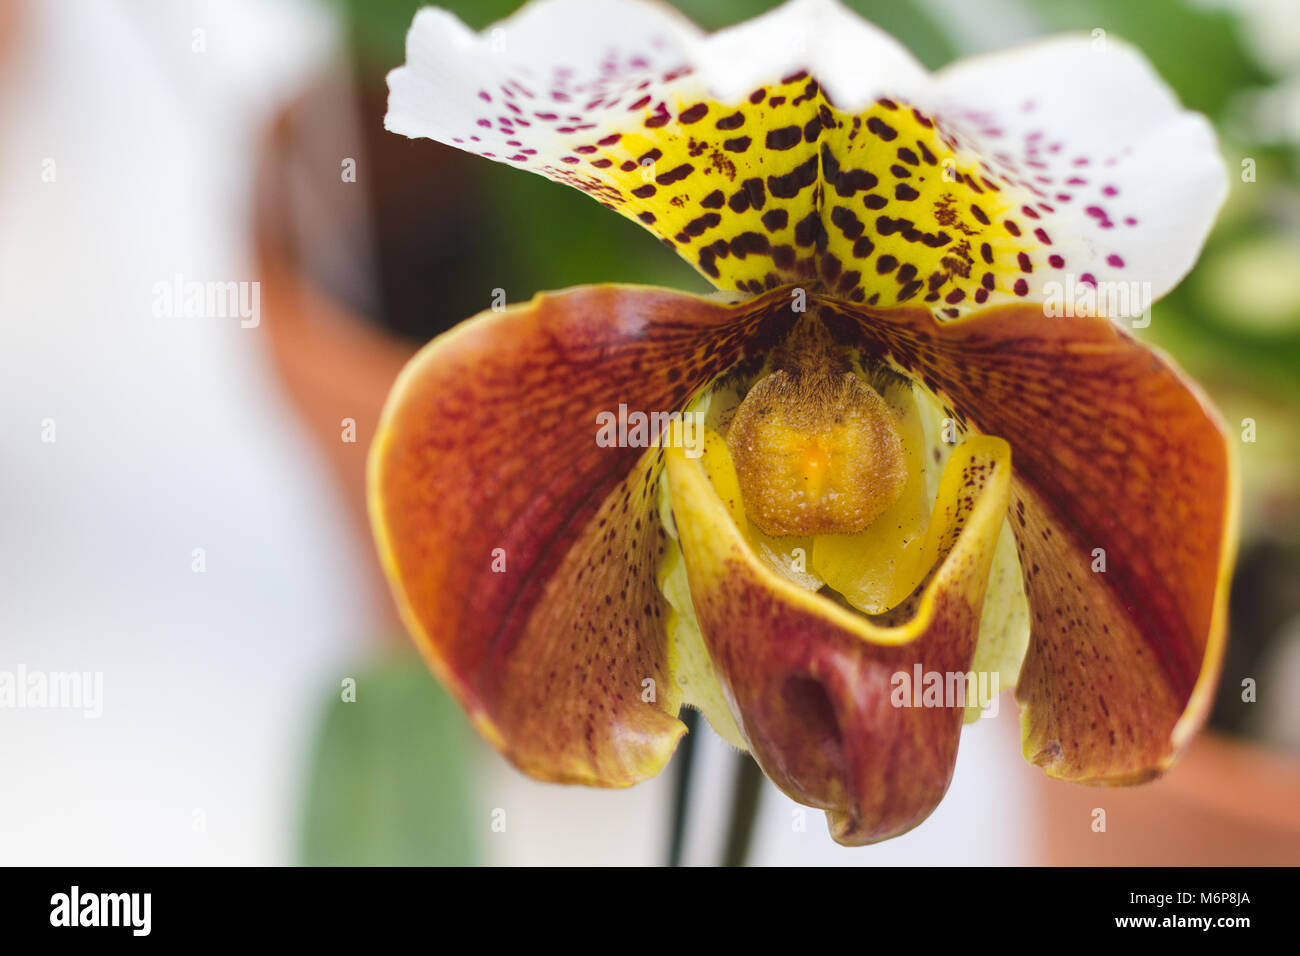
[1106, 254, 1126, 268]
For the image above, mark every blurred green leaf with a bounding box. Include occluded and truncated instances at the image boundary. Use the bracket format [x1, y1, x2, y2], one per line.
[331, 0, 522, 72]
[299, 653, 478, 866]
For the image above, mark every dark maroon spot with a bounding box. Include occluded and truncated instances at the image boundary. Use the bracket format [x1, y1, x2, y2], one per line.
[767, 156, 818, 199]
[821, 253, 842, 281]
[656, 163, 694, 185]
[830, 205, 864, 239]
[679, 103, 709, 124]
[793, 211, 825, 248]
[866, 117, 897, 141]
[730, 231, 771, 258]
[766, 126, 802, 150]
[834, 169, 878, 197]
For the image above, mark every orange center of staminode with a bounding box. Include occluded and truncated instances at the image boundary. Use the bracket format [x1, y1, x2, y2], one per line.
[725, 325, 908, 537]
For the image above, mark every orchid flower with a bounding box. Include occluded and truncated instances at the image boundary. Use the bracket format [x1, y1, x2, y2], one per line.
[369, 0, 1237, 844]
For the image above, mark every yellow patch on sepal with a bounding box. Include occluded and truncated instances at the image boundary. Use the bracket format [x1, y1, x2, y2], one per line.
[546, 74, 1047, 318]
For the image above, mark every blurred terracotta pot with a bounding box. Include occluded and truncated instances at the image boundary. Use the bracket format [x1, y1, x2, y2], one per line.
[253, 63, 419, 629]
[1035, 732, 1300, 865]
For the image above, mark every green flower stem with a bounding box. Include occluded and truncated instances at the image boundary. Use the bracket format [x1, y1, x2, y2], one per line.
[721, 752, 765, 867]
[666, 708, 699, 867]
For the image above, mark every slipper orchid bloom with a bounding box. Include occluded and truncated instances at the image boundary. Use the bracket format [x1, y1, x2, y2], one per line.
[369, 0, 1237, 844]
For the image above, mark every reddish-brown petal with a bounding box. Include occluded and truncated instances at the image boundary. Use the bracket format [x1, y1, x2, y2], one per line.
[823, 298, 1236, 782]
[666, 430, 1012, 843]
[368, 284, 794, 785]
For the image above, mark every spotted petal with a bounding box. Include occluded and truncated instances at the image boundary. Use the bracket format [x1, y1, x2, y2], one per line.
[368, 284, 794, 785]
[822, 297, 1236, 781]
[926, 35, 1227, 316]
[388, 0, 1225, 319]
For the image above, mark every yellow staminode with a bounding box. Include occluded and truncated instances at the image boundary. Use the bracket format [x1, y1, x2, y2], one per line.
[727, 367, 908, 537]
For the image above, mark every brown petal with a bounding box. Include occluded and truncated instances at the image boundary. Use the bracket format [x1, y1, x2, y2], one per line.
[823, 298, 1236, 782]
[368, 284, 794, 785]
